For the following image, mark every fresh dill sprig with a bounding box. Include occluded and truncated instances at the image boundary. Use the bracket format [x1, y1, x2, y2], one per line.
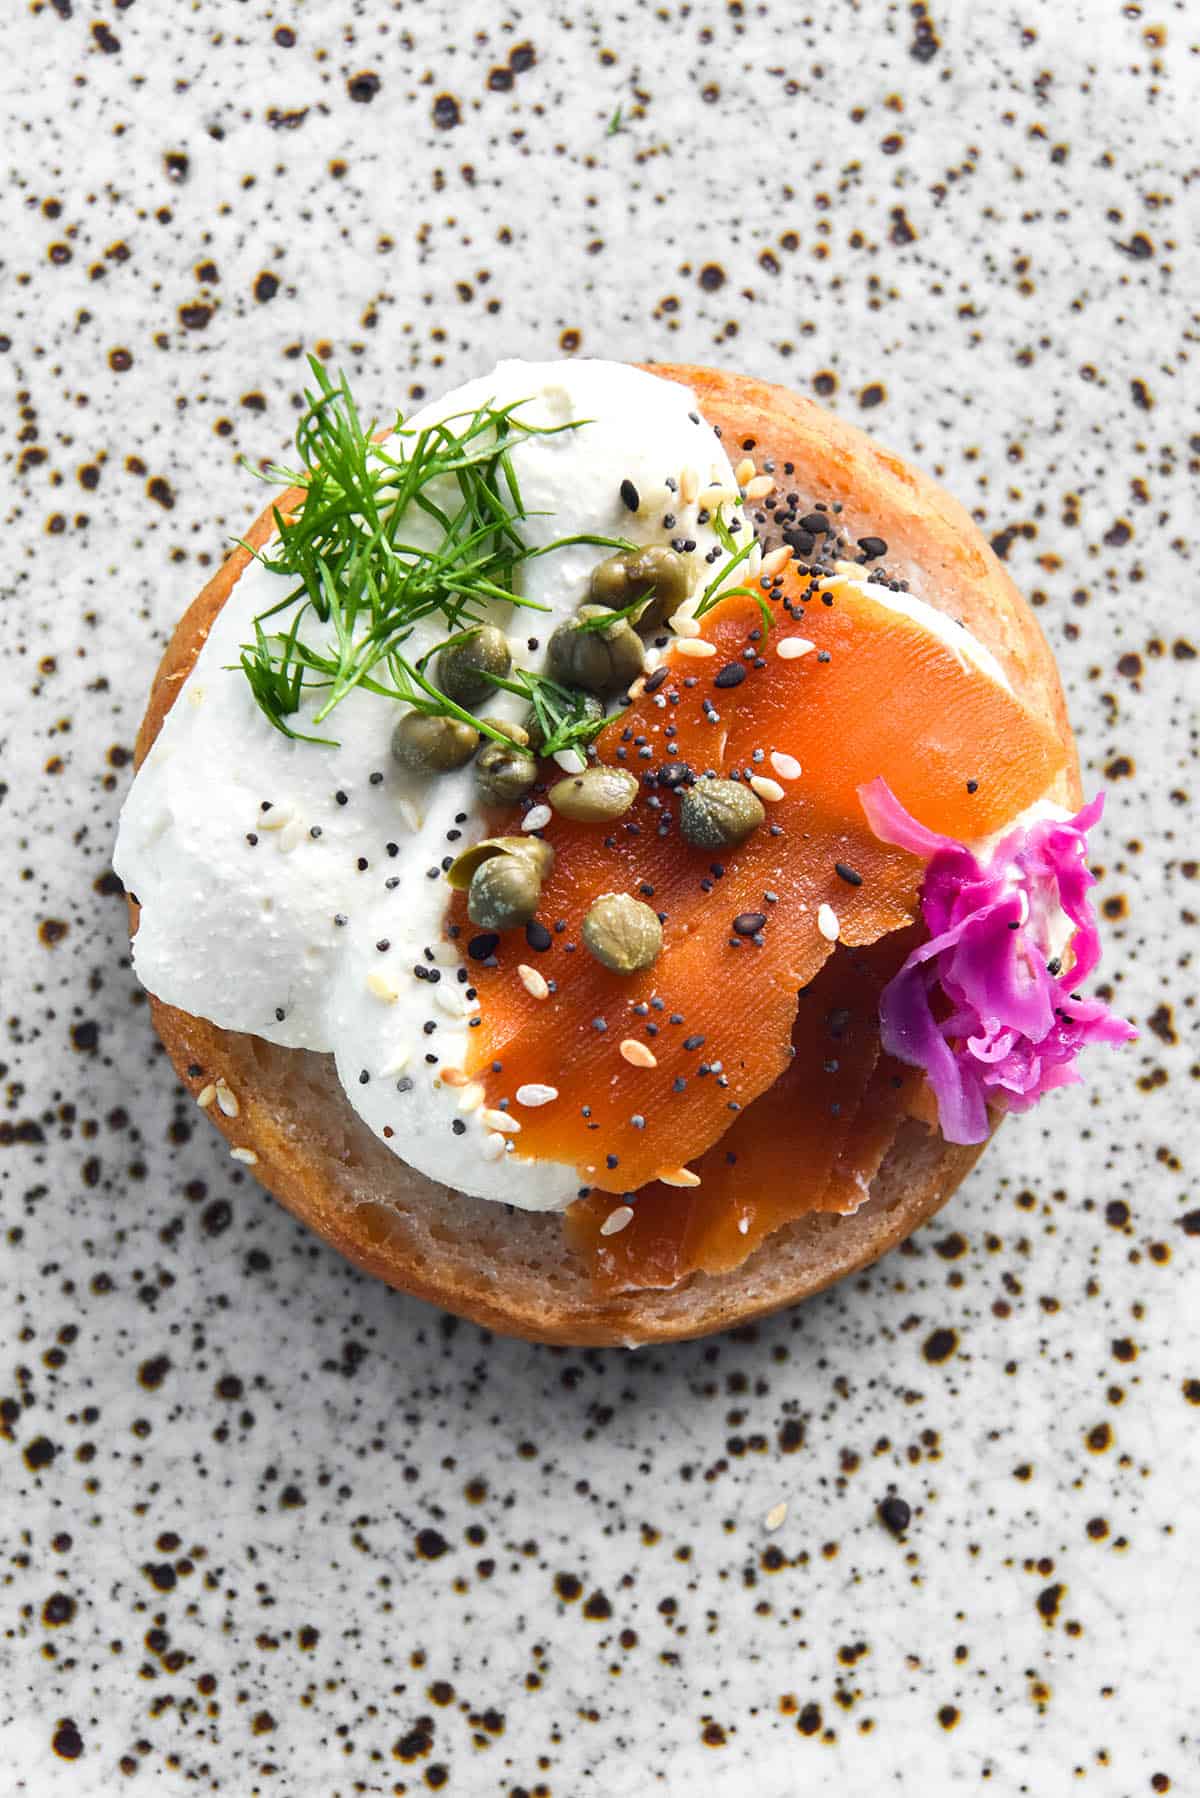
[693, 511, 772, 632]
[231, 357, 633, 745]
[607, 104, 623, 135]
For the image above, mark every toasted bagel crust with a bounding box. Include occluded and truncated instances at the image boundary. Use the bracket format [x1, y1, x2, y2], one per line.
[130, 364, 1080, 1345]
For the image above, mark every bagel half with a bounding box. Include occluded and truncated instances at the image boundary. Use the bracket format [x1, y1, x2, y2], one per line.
[129, 363, 1080, 1346]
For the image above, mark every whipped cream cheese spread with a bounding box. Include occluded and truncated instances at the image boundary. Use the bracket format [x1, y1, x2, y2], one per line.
[116, 358, 1040, 1213]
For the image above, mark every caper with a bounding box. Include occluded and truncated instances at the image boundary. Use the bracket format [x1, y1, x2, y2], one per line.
[581, 892, 663, 975]
[391, 710, 479, 773]
[588, 545, 692, 633]
[546, 605, 645, 695]
[679, 777, 765, 850]
[475, 738, 538, 805]
[548, 765, 639, 824]
[435, 625, 512, 708]
[445, 834, 554, 891]
[467, 854, 543, 932]
[523, 690, 604, 755]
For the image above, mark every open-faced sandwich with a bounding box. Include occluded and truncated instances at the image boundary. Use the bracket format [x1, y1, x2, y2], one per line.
[114, 359, 1133, 1345]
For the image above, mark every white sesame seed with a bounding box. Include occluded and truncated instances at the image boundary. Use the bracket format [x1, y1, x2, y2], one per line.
[776, 636, 816, 661]
[186, 685, 205, 708]
[698, 483, 737, 510]
[818, 903, 841, 942]
[258, 807, 293, 833]
[734, 456, 756, 487]
[744, 473, 774, 500]
[643, 646, 662, 672]
[770, 751, 802, 781]
[522, 804, 552, 832]
[669, 611, 702, 638]
[435, 984, 475, 1020]
[516, 1082, 558, 1108]
[196, 1083, 216, 1110]
[679, 465, 700, 505]
[764, 1501, 788, 1532]
[737, 1216, 750, 1235]
[746, 542, 763, 577]
[398, 798, 422, 834]
[481, 1108, 521, 1134]
[480, 1132, 507, 1161]
[517, 963, 550, 1001]
[626, 677, 647, 700]
[277, 820, 305, 854]
[215, 1079, 239, 1119]
[379, 1047, 411, 1078]
[366, 972, 399, 1003]
[230, 1146, 259, 1166]
[439, 1066, 470, 1088]
[457, 1082, 486, 1114]
[619, 1038, 658, 1069]
[554, 747, 586, 774]
[749, 775, 785, 805]
[761, 545, 793, 577]
[657, 1166, 702, 1188]
[599, 1205, 635, 1237]
[675, 638, 717, 660]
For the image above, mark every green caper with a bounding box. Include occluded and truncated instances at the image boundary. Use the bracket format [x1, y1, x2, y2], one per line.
[548, 765, 639, 824]
[589, 545, 692, 633]
[679, 777, 765, 850]
[581, 892, 663, 975]
[475, 738, 538, 805]
[467, 854, 543, 931]
[523, 690, 604, 755]
[435, 625, 512, 708]
[445, 834, 554, 892]
[391, 710, 479, 773]
[546, 605, 645, 695]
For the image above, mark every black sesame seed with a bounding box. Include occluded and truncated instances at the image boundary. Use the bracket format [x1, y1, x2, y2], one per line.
[619, 478, 639, 512]
[683, 1034, 705, 1051]
[966, 779, 979, 794]
[358, 1069, 370, 1085]
[645, 666, 670, 694]
[397, 1076, 413, 1093]
[309, 825, 322, 839]
[386, 842, 399, 857]
[857, 536, 888, 560]
[630, 1115, 645, 1130]
[245, 833, 258, 846]
[525, 920, 552, 953]
[733, 911, 767, 936]
[835, 862, 864, 887]
[592, 1017, 608, 1033]
[334, 913, 348, 927]
[468, 932, 500, 962]
[606, 1154, 619, 1170]
[714, 661, 747, 690]
[452, 1119, 466, 1136]
[336, 790, 349, 806]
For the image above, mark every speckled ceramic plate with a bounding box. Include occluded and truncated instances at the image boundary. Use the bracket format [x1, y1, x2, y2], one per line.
[2, 1, 1195, 1792]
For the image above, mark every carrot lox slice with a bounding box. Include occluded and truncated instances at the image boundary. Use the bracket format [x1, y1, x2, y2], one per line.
[566, 937, 913, 1291]
[454, 577, 1065, 1193]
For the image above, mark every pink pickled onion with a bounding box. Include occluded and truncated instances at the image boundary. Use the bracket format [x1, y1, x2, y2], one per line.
[858, 779, 1136, 1144]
